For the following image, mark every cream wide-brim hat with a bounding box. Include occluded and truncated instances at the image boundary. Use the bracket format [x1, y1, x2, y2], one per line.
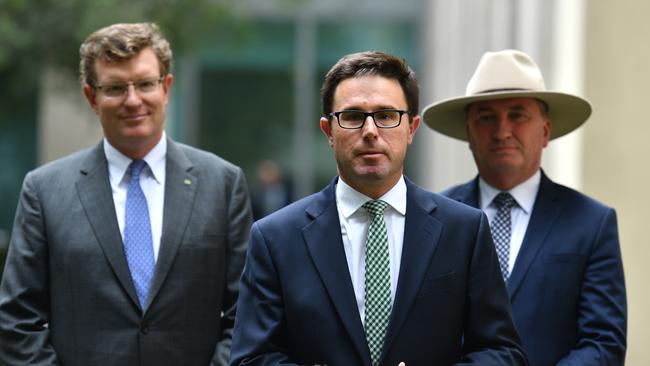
[421, 49, 592, 141]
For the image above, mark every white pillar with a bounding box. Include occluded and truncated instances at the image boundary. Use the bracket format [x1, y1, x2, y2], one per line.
[541, 0, 587, 190]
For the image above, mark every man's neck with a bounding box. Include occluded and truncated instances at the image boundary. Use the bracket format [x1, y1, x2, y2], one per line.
[339, 175, 402, 200]
[480, 169, 539, 191]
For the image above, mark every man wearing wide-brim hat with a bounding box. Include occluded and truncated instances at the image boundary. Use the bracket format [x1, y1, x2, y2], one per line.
[422, 49, 627, 366]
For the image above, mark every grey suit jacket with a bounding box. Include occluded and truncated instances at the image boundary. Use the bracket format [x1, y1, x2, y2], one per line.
[0, 139, 253, 366]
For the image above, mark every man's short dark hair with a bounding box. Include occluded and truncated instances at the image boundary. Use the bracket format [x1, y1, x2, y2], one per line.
[321, 51, 419, 119]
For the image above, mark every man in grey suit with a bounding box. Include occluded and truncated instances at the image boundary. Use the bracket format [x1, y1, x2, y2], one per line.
[0, 23, 253, 366]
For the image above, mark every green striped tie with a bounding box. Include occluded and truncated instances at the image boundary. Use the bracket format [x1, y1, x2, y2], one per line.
[363, 200, 391, 366]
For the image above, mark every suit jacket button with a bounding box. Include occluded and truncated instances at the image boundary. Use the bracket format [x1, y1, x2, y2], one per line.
[140, 322, 150, 334]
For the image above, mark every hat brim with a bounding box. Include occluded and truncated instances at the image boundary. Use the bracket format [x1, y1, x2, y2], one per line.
[421, 90, 592, 141]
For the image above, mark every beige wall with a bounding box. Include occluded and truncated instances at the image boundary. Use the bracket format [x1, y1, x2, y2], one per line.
[584, 1, 650, 364]
[38, 68, 102, 164]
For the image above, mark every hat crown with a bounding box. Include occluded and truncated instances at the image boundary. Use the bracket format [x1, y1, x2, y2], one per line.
[466, 49, 546, 96]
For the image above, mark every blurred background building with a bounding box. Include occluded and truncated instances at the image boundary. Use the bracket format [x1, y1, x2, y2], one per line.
[0, 0, 648, 363]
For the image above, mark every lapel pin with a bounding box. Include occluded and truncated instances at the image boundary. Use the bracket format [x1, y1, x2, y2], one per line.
[184, 179, 192, 185]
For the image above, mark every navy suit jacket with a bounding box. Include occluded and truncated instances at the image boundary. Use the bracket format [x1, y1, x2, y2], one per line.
[230, 177, 526, 366]
[442, 172, 626, 366]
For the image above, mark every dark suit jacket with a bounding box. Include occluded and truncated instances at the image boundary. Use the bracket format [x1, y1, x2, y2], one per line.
[0, 139, 253, 366]
[230, 177, 526, 366]
[443, 171, 627, 366]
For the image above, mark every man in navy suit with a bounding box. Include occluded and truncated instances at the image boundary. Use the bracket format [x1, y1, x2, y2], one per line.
[422, 49, 627, 366]
[230, 51, 526, 366]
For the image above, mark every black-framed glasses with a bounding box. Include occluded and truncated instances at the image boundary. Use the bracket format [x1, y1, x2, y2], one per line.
[95, 77, 164, 98]
[328, 109, 410, 129]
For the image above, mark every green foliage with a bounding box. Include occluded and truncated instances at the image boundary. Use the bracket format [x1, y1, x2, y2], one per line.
[0, 0, 233, 103]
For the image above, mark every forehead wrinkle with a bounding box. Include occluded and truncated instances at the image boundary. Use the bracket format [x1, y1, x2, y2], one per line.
[338, 104, 400, 112]
[333, 76, 407, 111]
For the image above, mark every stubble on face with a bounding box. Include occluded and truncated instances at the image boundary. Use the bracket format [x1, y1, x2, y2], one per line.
[466, 98, 550, 190]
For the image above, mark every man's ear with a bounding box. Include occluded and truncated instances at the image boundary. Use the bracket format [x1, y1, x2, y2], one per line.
[162, 73, 174, 106]
[320, 117, 334, 147]
[466, 123, 474, 151]
[83, 84, 99, 115]
[542, 118, 551, 148]
[406, 115, 420, 145]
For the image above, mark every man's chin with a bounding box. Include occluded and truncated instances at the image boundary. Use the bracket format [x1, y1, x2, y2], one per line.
[119, 125, 162, 140]
[355, 165, 387, 177]
[486, 162, 523, 176]
[487, 155, 523, 168]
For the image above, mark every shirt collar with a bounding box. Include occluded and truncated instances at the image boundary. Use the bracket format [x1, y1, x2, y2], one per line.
[104, 132, 167, 186]
[478, 170, 540, 214]
[336, 176, 407, 219]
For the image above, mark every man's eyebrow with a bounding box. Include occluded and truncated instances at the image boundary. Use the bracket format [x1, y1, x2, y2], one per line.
[508, 105, 528, 111]
[473, 106, 496, 113]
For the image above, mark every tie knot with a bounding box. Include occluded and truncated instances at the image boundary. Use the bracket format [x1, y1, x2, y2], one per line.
[129, 160, 147, 180]
[493, 192, 516, 209]
[363, 200, 388, 217]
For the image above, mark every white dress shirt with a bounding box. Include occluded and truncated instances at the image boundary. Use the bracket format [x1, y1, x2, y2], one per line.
[335, 176, 406, 325]
[479, 170, 541, 274]
[104, 133, 167, 261]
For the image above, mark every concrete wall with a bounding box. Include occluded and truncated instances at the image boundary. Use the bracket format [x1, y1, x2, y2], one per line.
[584, 1, 650, 363]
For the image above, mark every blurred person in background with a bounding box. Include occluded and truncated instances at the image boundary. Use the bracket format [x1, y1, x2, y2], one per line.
[230, 51, 526, 366]
[423, 49, 626, 366]
[0, 22, 252, 366]
[251, 159, 292, 220]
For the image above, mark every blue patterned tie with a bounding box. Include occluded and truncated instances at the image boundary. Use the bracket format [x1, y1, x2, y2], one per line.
[491, 192, 516, 281]
[124, 160, 155, 308]
[363, 200, 391, 366]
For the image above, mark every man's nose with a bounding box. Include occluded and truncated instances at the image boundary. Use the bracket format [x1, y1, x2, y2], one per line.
[123, 85, 142, 106]
[493, 114, 512, 139]
[361, 115, 379, 138]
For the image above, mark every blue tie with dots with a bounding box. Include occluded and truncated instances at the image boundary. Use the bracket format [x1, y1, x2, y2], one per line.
[491, 192, 516, 281]
[124, 160, 155, 308]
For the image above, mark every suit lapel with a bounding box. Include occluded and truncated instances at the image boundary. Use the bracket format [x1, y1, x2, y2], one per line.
[449, 177, 481, 208]
[145, 140, 197, 310]
[302, 179, 369, 363]
[381, 180, 441, 359]
[506, 173, 561, 298]
[76, 143, 140, 308]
